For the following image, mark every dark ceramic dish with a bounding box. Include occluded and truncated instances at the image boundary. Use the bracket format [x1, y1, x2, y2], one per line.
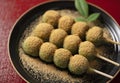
[8, 0, 120, 83]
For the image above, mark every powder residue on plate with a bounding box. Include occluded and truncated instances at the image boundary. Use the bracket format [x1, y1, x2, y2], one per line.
[19, 9, 115, 83]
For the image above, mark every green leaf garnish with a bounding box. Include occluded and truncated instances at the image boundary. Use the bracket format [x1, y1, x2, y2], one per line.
[75, 0, 88, 17]
[87, 13, 100, 22]
[75, 0, 100, 22]
[75, 17, 87, 22]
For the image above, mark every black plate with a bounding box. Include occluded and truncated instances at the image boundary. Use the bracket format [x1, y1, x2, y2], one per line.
[8, 0, 120, 83]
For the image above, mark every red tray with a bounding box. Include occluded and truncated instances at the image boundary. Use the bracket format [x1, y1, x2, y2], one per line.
[0, 0, 120, 83]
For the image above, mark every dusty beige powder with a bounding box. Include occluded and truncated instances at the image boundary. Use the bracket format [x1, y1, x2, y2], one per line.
[19, 9, 114, 83]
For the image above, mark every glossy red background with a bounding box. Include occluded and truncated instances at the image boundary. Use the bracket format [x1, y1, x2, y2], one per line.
[0, 0, 120, 83]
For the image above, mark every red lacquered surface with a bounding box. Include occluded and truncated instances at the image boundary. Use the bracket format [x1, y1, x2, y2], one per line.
[0, 0, 120, 83]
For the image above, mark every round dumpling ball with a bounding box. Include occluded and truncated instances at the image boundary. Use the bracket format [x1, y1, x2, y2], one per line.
[68, 54, 89, 75]
[79, 41, 96, 61]
[86, 26, 103, 46]
[39, 42, 57, 63]
[49, 29, 67, 47]
[54, 48, 72, 69]
[58, 15, 74, 33]
[31, 23, 53, 41]
[42, 10, 61, 27]
[22, 36, 43, 57]
[63, 35, 81, 54]
[71, 22, 89, 40]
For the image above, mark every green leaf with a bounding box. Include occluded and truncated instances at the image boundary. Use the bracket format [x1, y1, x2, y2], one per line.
[75, 17, 87, 22]
[87, 13, 100, 22]
[75, 0, 89, 17]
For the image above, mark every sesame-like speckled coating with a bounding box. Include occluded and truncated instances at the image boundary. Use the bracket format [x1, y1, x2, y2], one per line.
[39, 42, 57, 63]
[31, 23, 53, 41]
[63, 35, 81, 54]
[86, 26, 103, 45]
[71, 22, 89, 40]
[58, 15, 74, 33]
[54, 48, 72, 69]
[79, 41, 96, 61]
[68, 54, 89, 75]
[49, 29, 67, 48]
[42, 10, 61, 27]
[22, 36, 43, 57]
